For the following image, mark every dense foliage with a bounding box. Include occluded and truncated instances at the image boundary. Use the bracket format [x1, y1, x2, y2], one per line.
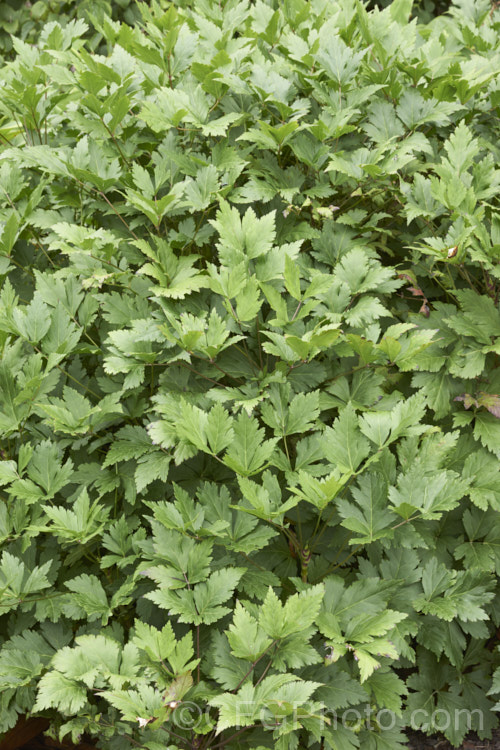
[0, 0, 146, 57]
[0, 0, 462, 58]
[0, 0, 500, 748]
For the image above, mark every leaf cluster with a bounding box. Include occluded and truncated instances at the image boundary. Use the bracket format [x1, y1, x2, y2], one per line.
[0, 0, 499, 748]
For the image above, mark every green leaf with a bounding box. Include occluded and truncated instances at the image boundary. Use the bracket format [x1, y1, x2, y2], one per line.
[65, 574, 110, 623]
[284, 254, 301, 300]
[34, 672, 87, 714]
[323, 405, 371, 473]
[0, 460, 18, 486]
[146, 568, 245, 625]
[259, 584, 325, 639]
[224, 413, 277, 476]
[227, 602, 272, 661]
[389, 0, 413, 24]
[337, 474, 396, 544]
[211, 201, 276, 262]
[473, 412, 500, 457]
[40, 488, 109, 544]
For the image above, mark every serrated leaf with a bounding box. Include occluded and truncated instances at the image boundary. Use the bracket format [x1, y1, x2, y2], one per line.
[323, 405, 371, 473]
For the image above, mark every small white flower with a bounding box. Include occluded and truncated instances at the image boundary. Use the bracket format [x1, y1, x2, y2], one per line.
[325, 645, 335, 663]
[137, 717, 151, 728]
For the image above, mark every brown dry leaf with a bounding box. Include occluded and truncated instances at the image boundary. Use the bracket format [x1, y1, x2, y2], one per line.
[477, 392, 500, 418]
[419, 302, 430, 317]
